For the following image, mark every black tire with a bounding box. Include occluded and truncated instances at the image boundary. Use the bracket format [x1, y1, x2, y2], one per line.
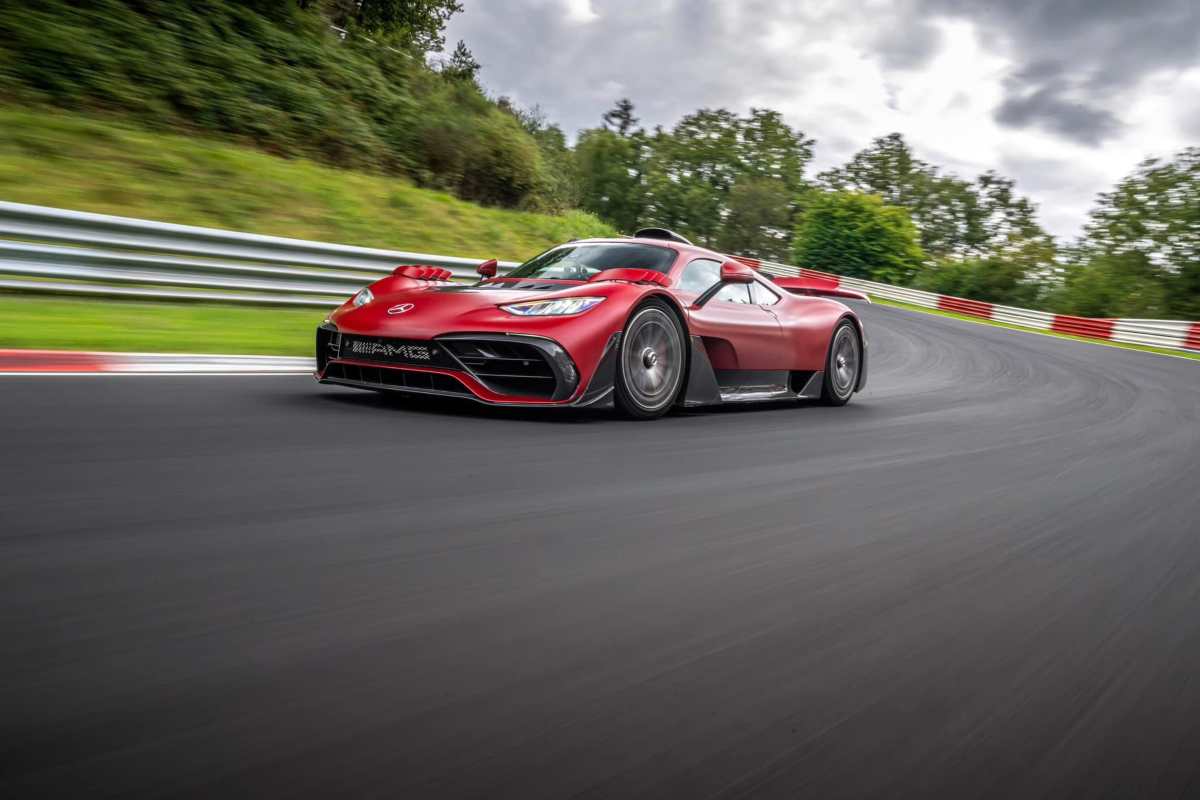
[614, 300, 686, 419]
[820, 320, 861, 406]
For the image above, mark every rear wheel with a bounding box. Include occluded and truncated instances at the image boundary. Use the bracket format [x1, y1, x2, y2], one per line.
[614, 300, 685, 419]
[820, 320, 861, 406]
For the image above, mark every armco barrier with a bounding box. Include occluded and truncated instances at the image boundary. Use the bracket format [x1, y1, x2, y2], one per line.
[0, 201, 519, 306]
[1, 201, 1196, 353]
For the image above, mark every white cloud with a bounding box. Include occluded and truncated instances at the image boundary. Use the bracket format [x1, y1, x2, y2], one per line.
[563, 0, 598, 23]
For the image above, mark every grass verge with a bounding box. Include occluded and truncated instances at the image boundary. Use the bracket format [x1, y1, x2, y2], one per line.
[870, 295, 1200, 361]
[0, 294, 324, 356]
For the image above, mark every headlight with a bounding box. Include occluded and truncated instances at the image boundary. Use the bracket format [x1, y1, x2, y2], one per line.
[351, 287, 374, 308]
[500, 296, 605, 316]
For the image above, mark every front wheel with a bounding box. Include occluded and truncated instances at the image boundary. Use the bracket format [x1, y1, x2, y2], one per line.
[614, 300, 685, 419]
[820, 320, 861, 406]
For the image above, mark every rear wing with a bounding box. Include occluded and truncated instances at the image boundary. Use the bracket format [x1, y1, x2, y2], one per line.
[769, 276, 871, 303]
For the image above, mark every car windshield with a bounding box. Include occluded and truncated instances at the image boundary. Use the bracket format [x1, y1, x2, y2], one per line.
[506, 243, 677, 281]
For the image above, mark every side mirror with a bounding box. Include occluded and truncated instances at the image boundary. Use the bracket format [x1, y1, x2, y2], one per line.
[693, 259, 759, 308]
[477, 259, 498, 278]
[719, 260, 756, 283]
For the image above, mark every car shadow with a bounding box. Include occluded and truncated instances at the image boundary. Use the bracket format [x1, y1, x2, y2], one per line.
[308, 386, 610, 424]
[294, 384, 868, 424]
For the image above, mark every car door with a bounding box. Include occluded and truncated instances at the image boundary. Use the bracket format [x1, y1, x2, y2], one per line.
[676, 258, 788, 370]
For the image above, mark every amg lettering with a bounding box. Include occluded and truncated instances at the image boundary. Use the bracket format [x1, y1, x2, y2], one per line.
[348, 341, 431, 361]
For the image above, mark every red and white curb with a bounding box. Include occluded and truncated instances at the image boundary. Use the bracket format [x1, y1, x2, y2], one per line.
[778, 266, 1200, 354]
[0, 349, 314, 375]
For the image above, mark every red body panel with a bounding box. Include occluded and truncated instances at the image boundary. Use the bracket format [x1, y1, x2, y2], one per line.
[772, 276, 871, 302]
[686, 300, 787, 370]
[318, 237, 865, 406]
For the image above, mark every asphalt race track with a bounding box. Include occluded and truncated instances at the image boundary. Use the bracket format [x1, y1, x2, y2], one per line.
[3, 303, 1199, 799]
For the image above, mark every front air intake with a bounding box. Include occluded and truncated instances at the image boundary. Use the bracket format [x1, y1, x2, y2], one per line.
[440, 338, 558, 399]
[322, 362, 470, 395]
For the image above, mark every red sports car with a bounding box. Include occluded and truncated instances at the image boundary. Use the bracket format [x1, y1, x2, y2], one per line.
[315, 229, 868, 419]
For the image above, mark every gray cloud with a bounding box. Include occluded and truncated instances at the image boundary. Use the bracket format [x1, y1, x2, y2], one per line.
[994, 79, 1123, 145]
[919, 0, 1200, 142]
[1177, 103, 1200, 139]
[443, 1, 853, 138]
[874, 19, 943, 70]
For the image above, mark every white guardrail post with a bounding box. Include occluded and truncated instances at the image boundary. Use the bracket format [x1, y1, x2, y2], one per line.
[0, 201, 1196, 352]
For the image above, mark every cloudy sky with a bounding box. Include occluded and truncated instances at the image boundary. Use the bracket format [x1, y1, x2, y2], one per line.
[445, 0, 1200, 240]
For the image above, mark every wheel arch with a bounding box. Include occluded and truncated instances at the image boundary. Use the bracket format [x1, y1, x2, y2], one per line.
[833, 312, 868, 392]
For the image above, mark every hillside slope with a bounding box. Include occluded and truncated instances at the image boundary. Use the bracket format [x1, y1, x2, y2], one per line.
[0, 110, 616, 260]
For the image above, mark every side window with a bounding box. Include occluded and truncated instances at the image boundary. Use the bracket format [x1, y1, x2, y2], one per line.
[713, 283, 753, 304]
[750, 281, 781, 306]
[678, 258, 721, 293]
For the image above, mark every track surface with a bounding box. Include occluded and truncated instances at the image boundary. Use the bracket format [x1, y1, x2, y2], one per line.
[3, 304, 1199, 798]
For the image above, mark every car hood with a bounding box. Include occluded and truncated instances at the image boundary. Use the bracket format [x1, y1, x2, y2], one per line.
[329, 280, 591, 338]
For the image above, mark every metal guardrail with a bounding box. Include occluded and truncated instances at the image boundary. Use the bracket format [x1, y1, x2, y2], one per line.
[750, 258, 1199, 353]
[0, 201, 519, 306]
[1, 201, 1196, 352]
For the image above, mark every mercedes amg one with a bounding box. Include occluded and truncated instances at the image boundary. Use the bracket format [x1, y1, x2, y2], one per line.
[315, 229, 867, 419]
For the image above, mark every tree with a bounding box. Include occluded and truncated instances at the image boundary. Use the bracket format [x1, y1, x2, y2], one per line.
[602, 98, 639, 137]
[716, 178, 794, 261]
[442, 40, 480, 82]
[1071, 148, 1200, 318]
[641, 109, 741, 244]
[821, 134, 1044, 258]
[575, 128, 645, 232]
[640, 108, 813, 248]
[321, 0, 464, 50]
[792, 191, 926, 284]
[736, 109, 814, 194]
[821, 133, 1054, 289]
[497, 99, 579, 211]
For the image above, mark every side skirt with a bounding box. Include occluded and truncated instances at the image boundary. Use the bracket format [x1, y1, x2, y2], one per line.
[680, 336, 827, 406]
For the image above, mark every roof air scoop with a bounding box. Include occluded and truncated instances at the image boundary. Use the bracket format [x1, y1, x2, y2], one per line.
[633, 227, 692, 245]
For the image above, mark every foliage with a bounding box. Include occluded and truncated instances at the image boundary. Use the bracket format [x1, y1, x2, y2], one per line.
[1054, 149, 1200, 318]
[912, 257, 1043, 308]
[576, 102, 814, 246]
[0, 0, 555, 208]
[820, 133, 1052, 263]
[792, 191, 926, 284]
[602, 98, 639, 137]
[499, 100, 580, 212]
[716, 178, 794, 261]
[575, 127, 646, 233]
[310, 0, 463, 50]
[442, 40, 481, 82]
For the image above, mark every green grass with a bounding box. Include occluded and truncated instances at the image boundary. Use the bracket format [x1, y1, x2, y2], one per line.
[871, 295, 1200, 361]
[0, 294, 325, 355]
[0, 109, 616, 260]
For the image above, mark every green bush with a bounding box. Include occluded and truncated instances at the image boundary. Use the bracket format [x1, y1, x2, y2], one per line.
[792, 191, 926, 284]
[913, 257, 1043, 307]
